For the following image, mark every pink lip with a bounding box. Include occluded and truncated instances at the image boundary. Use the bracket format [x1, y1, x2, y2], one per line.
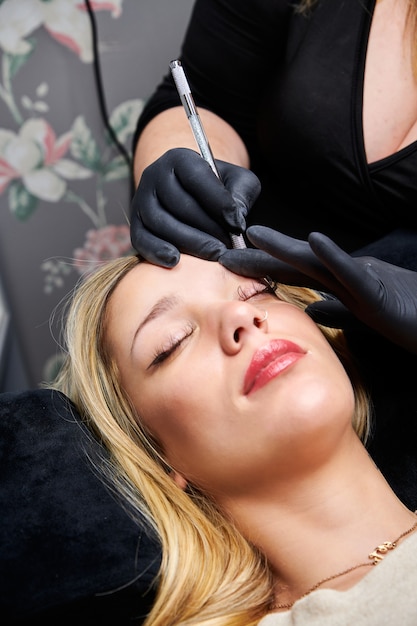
[243, 339, 306, 396]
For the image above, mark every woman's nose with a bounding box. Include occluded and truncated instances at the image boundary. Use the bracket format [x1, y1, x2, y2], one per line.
[219, 302, 268, 354]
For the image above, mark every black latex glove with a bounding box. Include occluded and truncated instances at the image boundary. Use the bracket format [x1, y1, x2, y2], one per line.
[130, 148, 261, 267]
[220, 227, 417, 353]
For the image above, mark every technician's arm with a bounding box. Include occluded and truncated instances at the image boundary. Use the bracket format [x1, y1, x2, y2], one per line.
[129, 0, 288, 265]
[132, 107, 249, 185]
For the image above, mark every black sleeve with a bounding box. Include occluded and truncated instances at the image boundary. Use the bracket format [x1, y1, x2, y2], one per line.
[132, 0, 292, 156]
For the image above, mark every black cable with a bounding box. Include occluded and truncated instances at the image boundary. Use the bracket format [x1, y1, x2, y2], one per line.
[84, 0, 135, 198]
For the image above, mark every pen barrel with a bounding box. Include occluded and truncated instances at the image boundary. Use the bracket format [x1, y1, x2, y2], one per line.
[188, 115, 220, 178]
[170, 59, 246, 249]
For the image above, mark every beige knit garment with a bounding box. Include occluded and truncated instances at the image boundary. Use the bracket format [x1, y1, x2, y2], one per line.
[259, 529, 417, 625]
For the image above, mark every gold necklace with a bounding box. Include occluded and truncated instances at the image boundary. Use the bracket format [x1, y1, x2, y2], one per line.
[274, 514, 417, 611]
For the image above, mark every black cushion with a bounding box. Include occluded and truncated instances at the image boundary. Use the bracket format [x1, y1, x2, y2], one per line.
[0, 388, 161, 624]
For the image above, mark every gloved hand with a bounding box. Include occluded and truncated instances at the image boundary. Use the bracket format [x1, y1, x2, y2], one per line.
[220, 228, 327, 288]
[130, 148, 261, 267]
[220, 227, 417, 353]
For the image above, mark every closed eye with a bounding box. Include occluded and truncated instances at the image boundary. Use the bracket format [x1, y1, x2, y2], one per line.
[148, 323, 194, 369]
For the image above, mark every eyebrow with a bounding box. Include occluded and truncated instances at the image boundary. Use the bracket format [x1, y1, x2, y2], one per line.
[130, 294, 181, 354]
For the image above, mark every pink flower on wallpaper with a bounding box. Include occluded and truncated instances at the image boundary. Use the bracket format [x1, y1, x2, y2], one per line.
[77, 0, 122, 17]
[73, 224, 133, 277]
[0, 0, 123, 62]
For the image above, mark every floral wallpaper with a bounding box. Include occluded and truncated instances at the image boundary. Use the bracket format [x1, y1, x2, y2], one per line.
[0, 0, 143, 384]
[0, 0, 141, 273]
[0, 0, 194, 387]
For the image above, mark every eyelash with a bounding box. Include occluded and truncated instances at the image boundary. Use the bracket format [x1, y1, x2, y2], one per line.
[149, 322, 194, 369]
[237, 281, 277, 301]
[149, 282, 277, 369]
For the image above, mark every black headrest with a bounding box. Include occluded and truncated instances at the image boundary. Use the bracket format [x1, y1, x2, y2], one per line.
[0, 388, 161, 624]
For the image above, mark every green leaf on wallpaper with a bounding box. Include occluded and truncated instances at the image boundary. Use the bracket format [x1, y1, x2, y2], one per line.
[5, 38, 35, 79]
[70, 116, 101, 170]
[9, 181, 38, 220]
[108, 99, 144, 145]
[102, 155, 130, 182]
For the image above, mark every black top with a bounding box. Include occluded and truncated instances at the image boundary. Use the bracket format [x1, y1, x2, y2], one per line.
[134, 0, 417, 256]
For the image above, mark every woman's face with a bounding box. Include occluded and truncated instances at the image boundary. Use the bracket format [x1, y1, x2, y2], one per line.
[106, 255, 355, 498]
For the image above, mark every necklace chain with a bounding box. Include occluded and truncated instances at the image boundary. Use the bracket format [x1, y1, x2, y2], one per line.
[274, 514, 417, 611]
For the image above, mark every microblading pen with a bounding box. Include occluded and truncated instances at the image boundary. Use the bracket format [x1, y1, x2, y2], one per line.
[170, 59, 246, 250]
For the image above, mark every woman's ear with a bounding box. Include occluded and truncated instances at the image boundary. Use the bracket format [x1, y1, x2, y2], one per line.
[171, 471, 188, 491]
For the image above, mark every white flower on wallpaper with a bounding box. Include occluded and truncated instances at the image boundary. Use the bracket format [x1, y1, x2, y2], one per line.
[0, 119, 92, 208]
[0, 0, 123, 62]
[0, 0, 42, 56]
[0, 103, 144, 224]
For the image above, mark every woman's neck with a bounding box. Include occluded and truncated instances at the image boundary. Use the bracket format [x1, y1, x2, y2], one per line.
[221, 436, 416, 609]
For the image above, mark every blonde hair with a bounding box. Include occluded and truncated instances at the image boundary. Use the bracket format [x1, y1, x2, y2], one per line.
[297, 0, 417, 78]
[52, 255, 370, 625]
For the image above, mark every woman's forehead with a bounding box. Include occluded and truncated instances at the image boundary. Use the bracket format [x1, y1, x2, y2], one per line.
[119, 255, 238, 295]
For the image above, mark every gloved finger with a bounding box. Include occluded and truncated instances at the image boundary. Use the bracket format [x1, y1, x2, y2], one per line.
[135, 157, 236, 241]
[219, 248, 323, 287]
[309, 233, 417, 352]
[177, 226, 228, 260]
[131, 164, 232, 262]
[130, 213, 180, 267]
[308, 232, 409, 313]
[171, 154, 246, 232]
[306, 299, 367, 331]
[140, 182, 233, 246]
[307, 232, 370, 302]
[246, 226, 334, 287]
[140, 202, 228, 260]
[131, 208, 227, 264]
[216, 160, 261, 219]
[310, 230, 417, 302]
